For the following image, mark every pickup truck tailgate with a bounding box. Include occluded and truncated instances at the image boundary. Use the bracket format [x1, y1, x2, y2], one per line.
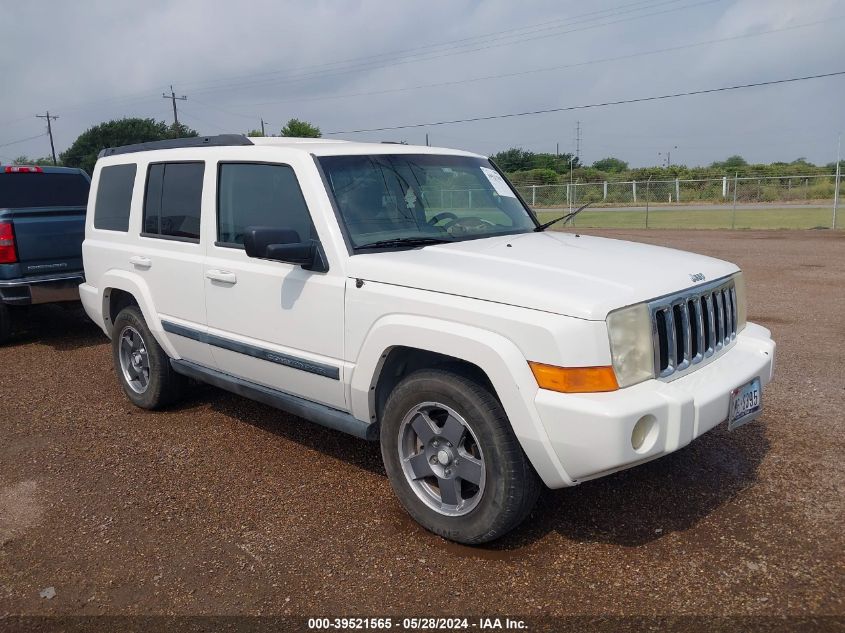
[8, 206, 86, 276]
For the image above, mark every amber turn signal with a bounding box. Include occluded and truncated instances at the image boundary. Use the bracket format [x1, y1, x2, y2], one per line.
[528, 362, 619, 393]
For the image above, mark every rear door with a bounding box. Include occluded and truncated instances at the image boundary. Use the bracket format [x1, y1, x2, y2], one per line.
[132, 160, 214, 367]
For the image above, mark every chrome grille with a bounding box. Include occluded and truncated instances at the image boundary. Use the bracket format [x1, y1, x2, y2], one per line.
[650, 278, 738, 380]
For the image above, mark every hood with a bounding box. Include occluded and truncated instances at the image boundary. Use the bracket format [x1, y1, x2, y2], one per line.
[347, 232, 739, 320]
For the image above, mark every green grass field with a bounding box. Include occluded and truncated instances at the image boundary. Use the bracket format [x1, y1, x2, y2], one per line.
[535, 207, 840, 230]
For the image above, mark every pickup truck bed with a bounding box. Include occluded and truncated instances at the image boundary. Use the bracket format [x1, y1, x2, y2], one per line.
[0, 165, 90, 340]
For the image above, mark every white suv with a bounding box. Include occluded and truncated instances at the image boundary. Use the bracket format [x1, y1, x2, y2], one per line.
[80, 135, 775, 544]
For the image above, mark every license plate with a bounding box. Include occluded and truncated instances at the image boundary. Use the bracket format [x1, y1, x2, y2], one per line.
[728, 377, 762, 430]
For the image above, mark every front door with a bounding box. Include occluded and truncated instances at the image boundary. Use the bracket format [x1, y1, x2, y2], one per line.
[203, 161, 346, 410]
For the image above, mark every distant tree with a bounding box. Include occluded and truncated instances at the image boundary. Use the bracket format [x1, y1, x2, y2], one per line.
[711, 155, 748, 170]
[246, 129, 264, 137]
[61, 118, 198, 175]
[11, 155, 58, 166]
[592, 157, 628, 173]
[491, 148, 535, 172]
[280, 118, 321, 138]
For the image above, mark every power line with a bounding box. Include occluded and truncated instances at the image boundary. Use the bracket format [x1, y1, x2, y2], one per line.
[0, 0, 714, 129]
[232, 16, 840, 110]
[181, 0, 690, 93]
[188, 0, 716, 98]
[325, 71, 845, 135]
[35, 112, 59, 165]
[0, 132, 48, 150]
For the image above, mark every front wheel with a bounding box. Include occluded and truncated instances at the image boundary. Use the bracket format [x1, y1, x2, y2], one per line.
[380, 368, 541, 544]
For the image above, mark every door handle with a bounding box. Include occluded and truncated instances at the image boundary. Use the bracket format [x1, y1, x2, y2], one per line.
[206, 269, 237, 284]
[129, 256, 152, 268]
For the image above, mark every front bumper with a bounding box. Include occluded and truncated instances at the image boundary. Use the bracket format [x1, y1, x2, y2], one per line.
[535, 322, 775, 485]
[0, 272, 84, 305]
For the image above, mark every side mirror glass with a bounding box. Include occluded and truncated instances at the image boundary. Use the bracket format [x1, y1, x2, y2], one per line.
[243, 226, 328, 272]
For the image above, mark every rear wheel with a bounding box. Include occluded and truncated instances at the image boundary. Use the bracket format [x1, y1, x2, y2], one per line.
[0, 303, 11, 344]
[380, 368, 541, 544]
[111, 305, 185, 409]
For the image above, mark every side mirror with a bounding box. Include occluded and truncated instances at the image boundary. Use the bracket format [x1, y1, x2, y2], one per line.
[243, 226, 328, 273]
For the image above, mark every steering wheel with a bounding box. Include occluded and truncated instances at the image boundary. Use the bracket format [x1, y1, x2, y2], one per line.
[442, 216, 496, 235]
[427, 211, 458, 226]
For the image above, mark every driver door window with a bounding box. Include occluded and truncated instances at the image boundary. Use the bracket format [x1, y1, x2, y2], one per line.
[217, 162, 315, 247]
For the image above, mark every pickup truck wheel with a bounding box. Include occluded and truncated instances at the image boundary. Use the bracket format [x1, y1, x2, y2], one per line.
[0, 304, 11, 344]
[111, 305, 185, 409]
[381, 368, 541, 544]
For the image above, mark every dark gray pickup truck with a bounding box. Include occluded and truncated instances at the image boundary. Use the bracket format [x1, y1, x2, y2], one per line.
[0, 165, 90, 342]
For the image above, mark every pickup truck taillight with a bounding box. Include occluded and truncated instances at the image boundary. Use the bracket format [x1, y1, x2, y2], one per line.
[0, 222, 17, 264]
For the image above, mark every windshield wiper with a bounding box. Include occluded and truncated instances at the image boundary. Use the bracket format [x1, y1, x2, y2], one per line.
[357, 236, 452, 249]
[534, 201, 593, 231]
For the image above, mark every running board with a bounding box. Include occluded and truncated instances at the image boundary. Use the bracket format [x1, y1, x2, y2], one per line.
[170, 359, 377, 441]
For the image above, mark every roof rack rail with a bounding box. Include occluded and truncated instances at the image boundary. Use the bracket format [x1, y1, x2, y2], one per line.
[98, 134, 254, 158]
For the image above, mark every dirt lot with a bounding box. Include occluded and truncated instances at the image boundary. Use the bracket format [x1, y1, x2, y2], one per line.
[1, 230, 843, 628]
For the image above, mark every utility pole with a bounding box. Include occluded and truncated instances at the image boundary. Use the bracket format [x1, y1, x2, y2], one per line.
[834, 133, 841, 230]
[575, 121, 581, 162]
[659, 145, 679, 168]
[425, 133, 429, 147]
[162, 85, 187, 127]
[35, 111, 59, 165]
[260, 117, 266, 136]
[556, 142, 559, 157]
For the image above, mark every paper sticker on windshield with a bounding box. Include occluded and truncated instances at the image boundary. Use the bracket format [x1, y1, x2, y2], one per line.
[480, 167, 516, 198]
[404, 188, 417, 209]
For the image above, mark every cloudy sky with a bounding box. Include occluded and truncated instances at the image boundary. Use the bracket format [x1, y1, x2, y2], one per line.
[1, 0, 843, 167]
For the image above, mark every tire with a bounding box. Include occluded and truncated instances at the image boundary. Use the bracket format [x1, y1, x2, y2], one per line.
[0, 303, 11, 344]
[380, 368, 542, 544]
[111, 305, 185, 409]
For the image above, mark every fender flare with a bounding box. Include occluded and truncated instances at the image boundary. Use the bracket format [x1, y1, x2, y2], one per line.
[98, 270, 180, 358]
[350, 314, 574, 487]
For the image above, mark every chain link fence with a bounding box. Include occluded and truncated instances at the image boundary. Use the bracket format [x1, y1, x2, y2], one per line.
[513, 174, 842, 229]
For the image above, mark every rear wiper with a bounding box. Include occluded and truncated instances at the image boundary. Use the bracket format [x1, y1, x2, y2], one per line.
[357, 236, 452, 249]
[534, 201, 593, 231]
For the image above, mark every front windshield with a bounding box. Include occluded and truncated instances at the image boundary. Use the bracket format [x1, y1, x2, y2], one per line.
[317, 154, 537, 250]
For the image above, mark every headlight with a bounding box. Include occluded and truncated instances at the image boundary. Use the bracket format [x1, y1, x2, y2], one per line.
[733, 271, 747, 331]
[607, 303, 655, 388]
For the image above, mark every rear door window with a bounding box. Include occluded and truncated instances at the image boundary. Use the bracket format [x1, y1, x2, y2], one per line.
[93, 164, 136, 232]
[143, 162, 204, 241]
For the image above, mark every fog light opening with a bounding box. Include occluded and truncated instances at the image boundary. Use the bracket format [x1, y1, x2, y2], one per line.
[631, 414, 658, 453]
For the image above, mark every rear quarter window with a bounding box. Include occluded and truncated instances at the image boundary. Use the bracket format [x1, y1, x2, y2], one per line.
[0, 172, 90, 208]
[93, 164, 137, 232]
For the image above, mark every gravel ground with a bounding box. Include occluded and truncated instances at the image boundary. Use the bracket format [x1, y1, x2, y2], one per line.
[0, 230, 843, 628]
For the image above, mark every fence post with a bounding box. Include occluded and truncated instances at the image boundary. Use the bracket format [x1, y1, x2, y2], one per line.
[722, 176, 727, 198]
[731, 172, 738, 229]
[632, 180, 637, 203]
[645, 176, 652, 228]
[675, 178, 680, 204]
[603, 181, 608, 200]
[531, 185, 536, 206]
